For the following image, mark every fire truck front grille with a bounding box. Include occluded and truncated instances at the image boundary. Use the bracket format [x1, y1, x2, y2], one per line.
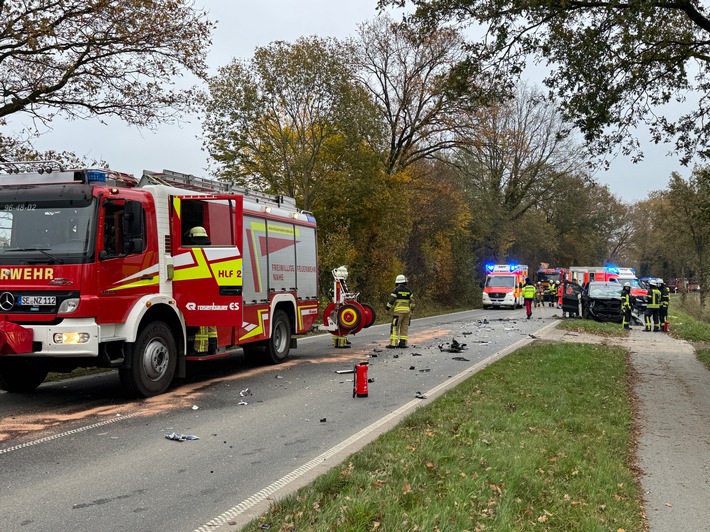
[489, 292, 507, 300]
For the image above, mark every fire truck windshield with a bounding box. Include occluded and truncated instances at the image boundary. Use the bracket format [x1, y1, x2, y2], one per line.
[486, 275, 515, 288]
[0, 201, 95, 261]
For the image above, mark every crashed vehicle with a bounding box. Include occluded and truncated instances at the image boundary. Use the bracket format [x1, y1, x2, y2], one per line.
[581, 281, 624, 322]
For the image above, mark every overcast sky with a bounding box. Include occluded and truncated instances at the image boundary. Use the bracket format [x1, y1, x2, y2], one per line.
[11, 0, 694, 203]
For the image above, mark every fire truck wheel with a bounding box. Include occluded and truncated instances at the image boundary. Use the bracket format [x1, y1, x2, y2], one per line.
[266, 310, 291, 364]
[120, 321, 177, 397]
[0, 359, 49, 392]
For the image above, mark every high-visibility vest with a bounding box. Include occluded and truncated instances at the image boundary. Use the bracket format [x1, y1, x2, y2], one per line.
[522, 284, 536, 299]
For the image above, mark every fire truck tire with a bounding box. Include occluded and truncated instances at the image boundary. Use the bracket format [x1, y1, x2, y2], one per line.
[120, 321, 177, 397]
[266, 310, 291, 364]
[0, 360, 49, 392]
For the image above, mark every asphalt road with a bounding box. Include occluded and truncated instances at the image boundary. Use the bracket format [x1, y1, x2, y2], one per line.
[0, 306, 559, 532]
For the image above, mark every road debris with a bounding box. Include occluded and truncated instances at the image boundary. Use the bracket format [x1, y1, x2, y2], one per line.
[239, 388, 251, 397]
[415, 391, 428, 399]
[438, 338, 468, 353]
[336, 369, 355, 374]
[165, 432, 200, 442]
[452, 356, 470, 362]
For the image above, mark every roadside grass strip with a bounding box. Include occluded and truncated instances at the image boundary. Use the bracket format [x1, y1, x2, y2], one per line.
[667, 308, 710, 344]
[557, 319, 629, 338]
[243, 343, 644, 531]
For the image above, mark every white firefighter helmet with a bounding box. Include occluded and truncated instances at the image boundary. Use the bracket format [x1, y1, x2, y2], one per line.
[648, 278, 657, 286]
[188, 226, 208, 238]
[395, 274, 408, 284]
[624, 282, 630, 288]
[657, 278, 664, 285]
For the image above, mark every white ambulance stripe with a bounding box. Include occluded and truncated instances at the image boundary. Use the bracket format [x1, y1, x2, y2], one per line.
[204, 248, 241, 261]
[173, 252, 196, 268]
[114, 263, 160, 285]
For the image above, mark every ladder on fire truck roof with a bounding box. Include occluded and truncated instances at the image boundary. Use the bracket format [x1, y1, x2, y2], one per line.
[141, 169, 297, 209]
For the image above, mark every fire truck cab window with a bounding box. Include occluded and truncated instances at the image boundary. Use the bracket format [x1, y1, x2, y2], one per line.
[0, 203, 92, 254]
[180, 199, 235, 247]
[102, 202, 124, 257]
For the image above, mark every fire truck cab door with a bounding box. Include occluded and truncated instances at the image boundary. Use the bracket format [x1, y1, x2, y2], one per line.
[170, 195, 243, 327]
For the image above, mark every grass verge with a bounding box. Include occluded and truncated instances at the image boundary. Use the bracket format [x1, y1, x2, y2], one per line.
[667, 307, 710, 344]
[243, 342, 644, 531]
[556, 318, 628, 338]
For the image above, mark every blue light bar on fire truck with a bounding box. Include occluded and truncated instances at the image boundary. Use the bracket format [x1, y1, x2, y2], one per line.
[487, 264, 523, 273]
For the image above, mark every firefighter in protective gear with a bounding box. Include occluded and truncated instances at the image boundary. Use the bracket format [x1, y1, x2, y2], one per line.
[386, 274, 415, 348]
[645, 279, 662, 332]
[534, 282, 543, 308]
[621, 282, 633, 330]
[522, 278, 536, 319]
[187, 226, 217, 354]
[658, 279, 670, 331]
[547, 282, 556, 307]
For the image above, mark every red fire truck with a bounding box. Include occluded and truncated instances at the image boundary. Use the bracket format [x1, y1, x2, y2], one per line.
[568, 266, 620, 286]
[0, 163, 322, 397]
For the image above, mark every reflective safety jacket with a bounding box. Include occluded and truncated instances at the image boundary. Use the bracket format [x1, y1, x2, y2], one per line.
[387, 284, 415, 314]
[660, 286, 670, 308]
[621, 290, 632, 311]
[522, 284, 536, 299]
[647, 288, 662, 309]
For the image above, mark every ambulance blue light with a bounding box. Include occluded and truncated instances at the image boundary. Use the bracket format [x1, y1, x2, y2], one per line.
[508, 264, 517, 271]
[606, 265, 619, 274]
[485, 264, 494, 272]
[87, 170, 107, 183]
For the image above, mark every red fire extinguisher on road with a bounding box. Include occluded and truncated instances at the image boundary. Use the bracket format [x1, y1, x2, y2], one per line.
[353, 362, 369, 398]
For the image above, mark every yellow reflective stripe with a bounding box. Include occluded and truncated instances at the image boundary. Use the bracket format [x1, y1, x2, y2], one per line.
[110, 277, 160, 291]
[209, 258, 243, 287]
[173, 197, 181, 219]
[174, 249, 212, 281]
[239, 309, 269, 341]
